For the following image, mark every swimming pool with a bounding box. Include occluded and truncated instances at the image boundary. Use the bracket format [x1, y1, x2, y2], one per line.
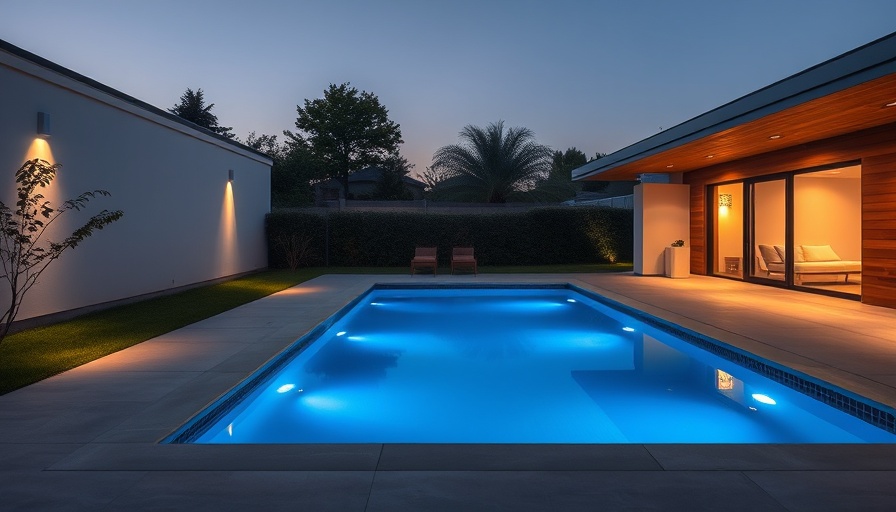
[168, 284, 896, 444]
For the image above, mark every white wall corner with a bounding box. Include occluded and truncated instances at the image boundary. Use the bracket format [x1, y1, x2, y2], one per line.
[633, 183, 691, 275]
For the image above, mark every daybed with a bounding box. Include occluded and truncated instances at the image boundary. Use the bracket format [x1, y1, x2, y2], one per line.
[756, 244, 861, 283]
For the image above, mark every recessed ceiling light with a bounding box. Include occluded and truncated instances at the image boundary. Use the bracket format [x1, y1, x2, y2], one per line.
[768, 134, 782, 140]
[885, 101, 896, 107]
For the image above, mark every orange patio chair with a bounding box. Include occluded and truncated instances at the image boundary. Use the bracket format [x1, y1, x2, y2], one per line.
[411, 246, 438, 275]
[451, 247, 477, 275]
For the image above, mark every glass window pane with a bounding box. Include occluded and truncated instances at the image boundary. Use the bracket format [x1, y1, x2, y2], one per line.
[793, 166, 861, 296]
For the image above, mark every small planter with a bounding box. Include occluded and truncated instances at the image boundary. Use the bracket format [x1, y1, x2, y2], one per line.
[664, 246, 690, 278]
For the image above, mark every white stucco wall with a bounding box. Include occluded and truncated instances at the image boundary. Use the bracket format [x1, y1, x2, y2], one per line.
[0, 47, 271, 322]
[634, 183, 690, 275]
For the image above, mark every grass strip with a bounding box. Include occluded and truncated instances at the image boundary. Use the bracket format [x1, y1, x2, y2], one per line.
[0, 269, 324, 394]
[0, 263, 632, 394]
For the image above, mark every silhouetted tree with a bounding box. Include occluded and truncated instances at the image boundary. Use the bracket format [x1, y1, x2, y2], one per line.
[285, 83, 402, 199]
[372, 154, 414, 200]
[169, 88, 235, 139]
[244, 132, 323, 208]
[550, 148, 589, 181]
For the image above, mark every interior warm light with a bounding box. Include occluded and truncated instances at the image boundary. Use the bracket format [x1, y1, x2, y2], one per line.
[277, 384, 296, 393]
[716, 370, 734, 391]
[751, 393, 777, 405]
[622, 327, 635, 332]
[768, 134, 782, 140]
[37, 112, 51, 138]
[718, 194, 733, 208]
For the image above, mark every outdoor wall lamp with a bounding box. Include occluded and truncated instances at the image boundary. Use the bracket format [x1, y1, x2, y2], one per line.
[719, 193, 732, 208]
[37, 112, 51, 137]
[228, 169, 235, 182]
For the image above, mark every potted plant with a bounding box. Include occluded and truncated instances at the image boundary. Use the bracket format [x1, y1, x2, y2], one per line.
[664, 240, 689, 278]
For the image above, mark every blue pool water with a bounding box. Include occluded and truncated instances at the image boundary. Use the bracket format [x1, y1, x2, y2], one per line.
[175, 286, 896, 444]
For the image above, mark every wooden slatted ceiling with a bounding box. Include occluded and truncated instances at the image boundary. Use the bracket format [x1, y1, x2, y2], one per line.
[583, 73, 896, 181]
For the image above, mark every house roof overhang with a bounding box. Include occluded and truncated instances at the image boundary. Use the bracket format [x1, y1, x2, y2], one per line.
[572, 31, 896, 181]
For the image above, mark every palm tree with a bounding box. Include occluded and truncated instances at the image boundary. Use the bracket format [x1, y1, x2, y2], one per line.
[430, 121, 553, 203]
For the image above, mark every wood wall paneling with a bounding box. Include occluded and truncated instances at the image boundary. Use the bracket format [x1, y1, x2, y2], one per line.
[683, 125, 896, 307]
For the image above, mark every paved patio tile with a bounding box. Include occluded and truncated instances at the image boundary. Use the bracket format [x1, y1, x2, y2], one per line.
[377, 444, 661, 471]
[2, 370, 199, 404]
[0, 470, 145, 511]
[366, 470, 786, 512]
[746, 470, 896, 511]
[106, 471, 374, 512]
[647, 444, 896, 470]
[49, 443, 383, 471]
[71, 340, 248, 373]
[0, 443, 83, 470]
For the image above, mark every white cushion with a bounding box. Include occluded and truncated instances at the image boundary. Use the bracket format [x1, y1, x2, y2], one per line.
[801, 244, 841, 262]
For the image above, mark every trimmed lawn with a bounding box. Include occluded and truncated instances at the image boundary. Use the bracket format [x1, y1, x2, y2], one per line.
[0, 263, 632, 394]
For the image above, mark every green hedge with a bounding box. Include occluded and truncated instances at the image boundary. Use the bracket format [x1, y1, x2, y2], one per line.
[266, 207, 633, 268]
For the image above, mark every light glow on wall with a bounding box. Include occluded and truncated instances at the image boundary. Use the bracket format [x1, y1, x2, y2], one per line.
[25, 138, 55, 163]
[216, 182, 239, 275]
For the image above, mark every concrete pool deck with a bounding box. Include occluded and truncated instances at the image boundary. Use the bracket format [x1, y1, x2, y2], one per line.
[1, 272, 895, 511]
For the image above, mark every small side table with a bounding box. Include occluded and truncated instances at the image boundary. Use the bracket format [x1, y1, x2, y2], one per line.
[724, 257, 741, 274]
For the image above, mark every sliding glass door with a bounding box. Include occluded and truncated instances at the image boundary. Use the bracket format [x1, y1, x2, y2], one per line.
[748, 178, 787, 283]
[709, 163, 862, 299]
[711, 183, 744, 278]
[792, 167, 861, 297]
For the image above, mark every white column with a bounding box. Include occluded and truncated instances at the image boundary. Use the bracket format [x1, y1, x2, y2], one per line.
[633, 183, 691, 275]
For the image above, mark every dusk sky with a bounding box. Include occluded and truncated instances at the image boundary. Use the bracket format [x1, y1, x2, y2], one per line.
[2, 0, 895, 178]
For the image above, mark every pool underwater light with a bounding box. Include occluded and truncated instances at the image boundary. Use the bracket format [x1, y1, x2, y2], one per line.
[752, 393, 777, 405]
[336, 331, 346, 336]
[277, 384, 297, 393]
[622, 327, 635, 332]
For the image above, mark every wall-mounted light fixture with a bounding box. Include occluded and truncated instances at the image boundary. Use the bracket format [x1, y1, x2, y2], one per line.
[228, 169, 235, 182]
[37, 112, 51, 137]
[719, 193, 733, 208]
